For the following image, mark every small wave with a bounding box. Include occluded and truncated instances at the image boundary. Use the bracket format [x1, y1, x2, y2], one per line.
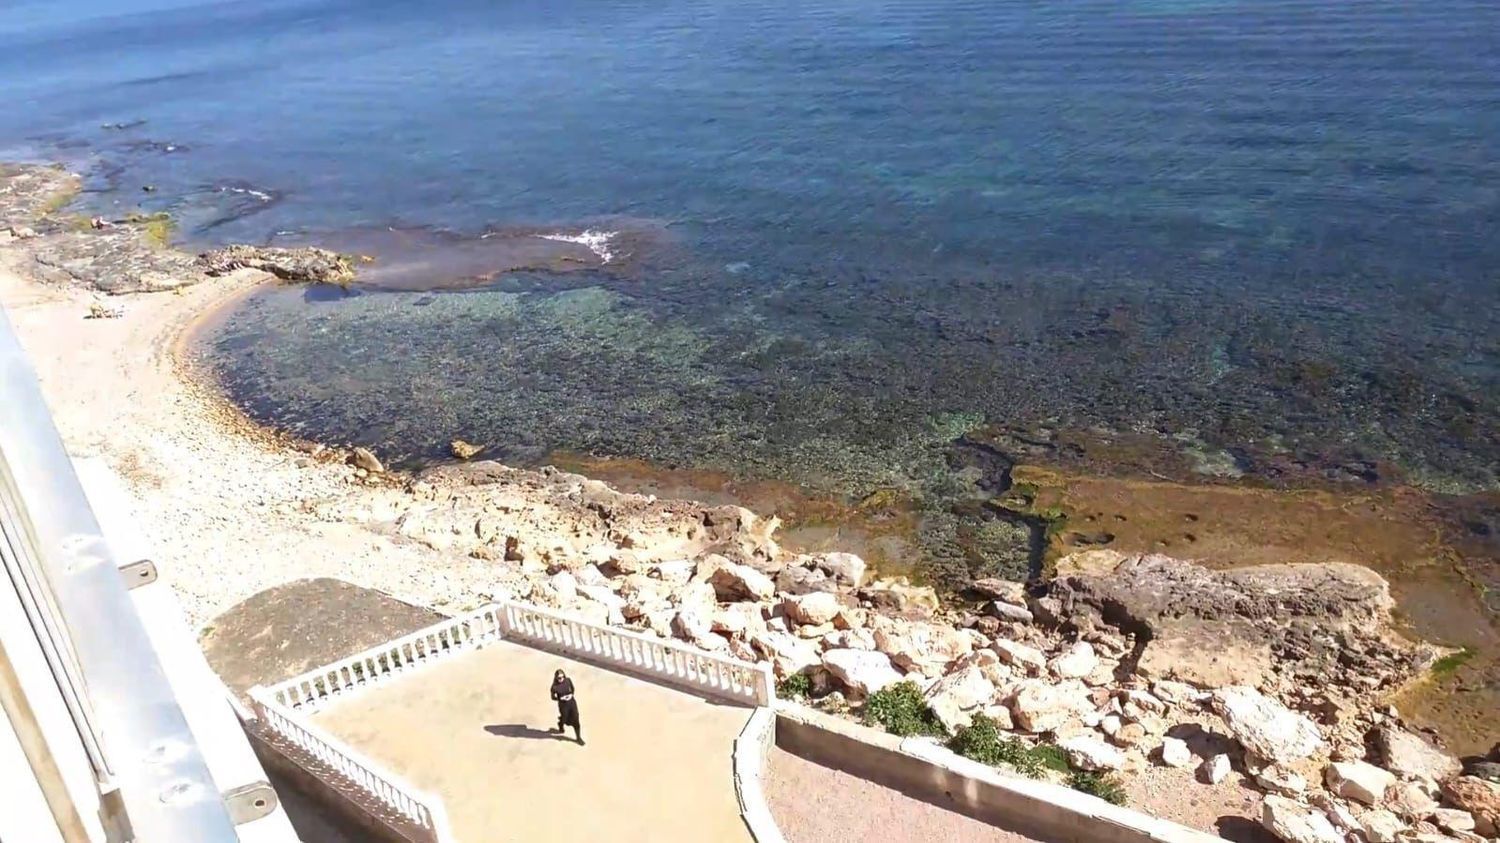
[218, 185, 274, 202]
[536, 229, 618, 263]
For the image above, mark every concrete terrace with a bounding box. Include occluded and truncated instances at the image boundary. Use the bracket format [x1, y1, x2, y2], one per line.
[310, 639, 754, 843]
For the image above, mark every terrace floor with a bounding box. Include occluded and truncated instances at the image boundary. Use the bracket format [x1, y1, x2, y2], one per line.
[311, 639, 754, 843]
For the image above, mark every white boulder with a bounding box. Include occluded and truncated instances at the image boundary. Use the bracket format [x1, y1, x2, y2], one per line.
[821, 648, 904, 697]
[991, 638, 1047, 674]
[1049, 641, 1099, 679]
[707, 562, 776, 602]
[1159, 737, 1192, 768]
[1009, 678, 1089, 733]
[784, 592, 841, 626]
[1211, 686, 1325, 765]
[1060, 735, 1126, 772]
[923, 666, 997, 733]
[1324, 760, 1396, 806]
[1260, 794, 1345, 843]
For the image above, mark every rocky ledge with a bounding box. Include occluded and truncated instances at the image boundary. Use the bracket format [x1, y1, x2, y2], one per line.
[1, 163, 356, 292]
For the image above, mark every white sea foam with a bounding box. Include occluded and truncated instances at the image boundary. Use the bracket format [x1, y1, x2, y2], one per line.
[536, 229, 619, 263]
[219, 185, 274, 202]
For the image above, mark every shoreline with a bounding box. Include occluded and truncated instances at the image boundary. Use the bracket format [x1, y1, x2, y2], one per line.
[5, 162, 1500, 842]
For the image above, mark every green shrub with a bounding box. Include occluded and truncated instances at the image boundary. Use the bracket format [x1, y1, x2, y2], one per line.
[777, 673, 812, 700]
[1029, 743, 1072, 774]
[1431, 646, 1477, 678]
[1069, 770, 1128, 805]
[947, 715, 1050, 777]
[863, 681, 947, 737]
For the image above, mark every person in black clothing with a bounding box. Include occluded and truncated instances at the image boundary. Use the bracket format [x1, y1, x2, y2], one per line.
[550, 669, 582, 744]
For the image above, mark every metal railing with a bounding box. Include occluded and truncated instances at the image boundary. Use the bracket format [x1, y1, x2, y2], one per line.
[0, 307, 242, 840]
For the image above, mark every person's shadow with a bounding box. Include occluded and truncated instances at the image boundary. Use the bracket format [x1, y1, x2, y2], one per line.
[484, 724, 568, 741]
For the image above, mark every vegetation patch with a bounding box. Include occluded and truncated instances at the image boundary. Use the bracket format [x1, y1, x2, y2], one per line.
[777, 672, 812, 700]
[1067, 770, 1128, 805]
[1431, 646, 1477, 678]
[125, 211, 176, 248]
[863, 681, 947, 737]
[947, 715, 1071, 778]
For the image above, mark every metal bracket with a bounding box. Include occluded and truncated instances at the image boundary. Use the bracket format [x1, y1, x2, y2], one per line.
[223, 781, 278, 825]
[119, 559, 157, 590]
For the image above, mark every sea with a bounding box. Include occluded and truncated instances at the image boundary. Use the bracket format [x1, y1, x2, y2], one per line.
[2, 0, 1497, 582]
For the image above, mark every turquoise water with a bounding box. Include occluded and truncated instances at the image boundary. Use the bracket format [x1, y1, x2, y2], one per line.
[3, 0, 1497, 581]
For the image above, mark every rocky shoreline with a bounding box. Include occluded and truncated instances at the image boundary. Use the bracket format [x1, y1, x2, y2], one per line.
[3, 161, 1497, 842]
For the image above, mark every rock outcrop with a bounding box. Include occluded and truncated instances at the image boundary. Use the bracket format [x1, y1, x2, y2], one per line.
[197, 244, 356, 285]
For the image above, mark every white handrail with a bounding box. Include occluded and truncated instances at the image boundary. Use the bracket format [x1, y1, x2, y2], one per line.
[269, 604, 503, 711]
[497, 601, 774, 705]
[249, 686, 453, 842]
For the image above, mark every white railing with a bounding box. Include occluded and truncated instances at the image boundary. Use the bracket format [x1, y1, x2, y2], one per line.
[496, 601, 773, 705]
[269, 604, 504, 711]
[248, 686, 454, 842]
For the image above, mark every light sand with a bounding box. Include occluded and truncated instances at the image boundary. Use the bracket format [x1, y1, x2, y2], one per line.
[0, 256, 497, 625]
[312, 641, 753, 843]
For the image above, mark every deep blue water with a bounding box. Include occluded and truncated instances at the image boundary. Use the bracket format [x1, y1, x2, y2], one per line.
[3, 0, 1498, 579]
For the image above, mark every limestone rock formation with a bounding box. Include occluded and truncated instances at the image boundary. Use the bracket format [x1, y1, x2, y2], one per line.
[1441, 777, 1499, 836]
[198, 244, 356, 285]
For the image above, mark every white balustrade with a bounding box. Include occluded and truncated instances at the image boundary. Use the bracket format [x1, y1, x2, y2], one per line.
[269, 604, 504, 711]
[248, 686, 453, 842]
[248, 597, 770, 843]
[496, 601, 773, 706]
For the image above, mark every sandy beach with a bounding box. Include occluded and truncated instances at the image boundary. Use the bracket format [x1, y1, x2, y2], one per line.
[0, 254, 500, 625]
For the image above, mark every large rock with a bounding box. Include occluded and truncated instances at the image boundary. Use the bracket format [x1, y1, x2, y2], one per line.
[1383, 780, 1439, 819]
[969, 577, 1027, 605]
[351, 447, 385, 473]
[1210, 686, 1325, 765]
[749, 630, 820, 679]
[1375, 725, 1462, 783]
[707, 562, 775, 602]
[776, 565, 837, 595]
[198, 244, 356, 284]
[858, 578, 939, 618]
[1260, 794, 1345, 843]
[1060, 735, 1125, 772]
[991, 638, 1047, 674]
[812, 552, 867, 586]
[1325, 761, 1396, 806]
[1049, 641, 1099, 680]
[1009, 678, 1089, 733]
[821, 649, 904, 697]
[1441, 777, 1500, 836]
[1159, 737, 1193, 768]
[548, 571, 579, 602]
[1050, 553, 1422, 708]
[1202, 754, 1232, 784]
[784, 592, 841, 626]
[1358, 809, 1404, 843]
[871, 618, 972, 675]
[923, 666, 997, 733]
[984, 601, 1034, 624]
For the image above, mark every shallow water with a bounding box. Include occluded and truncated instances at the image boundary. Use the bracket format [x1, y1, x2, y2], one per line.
[4, 0, 1499, 582]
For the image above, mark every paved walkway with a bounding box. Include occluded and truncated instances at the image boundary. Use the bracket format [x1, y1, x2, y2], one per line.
[765, 748, 1045, 843]
[312, 640, 753, 843]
